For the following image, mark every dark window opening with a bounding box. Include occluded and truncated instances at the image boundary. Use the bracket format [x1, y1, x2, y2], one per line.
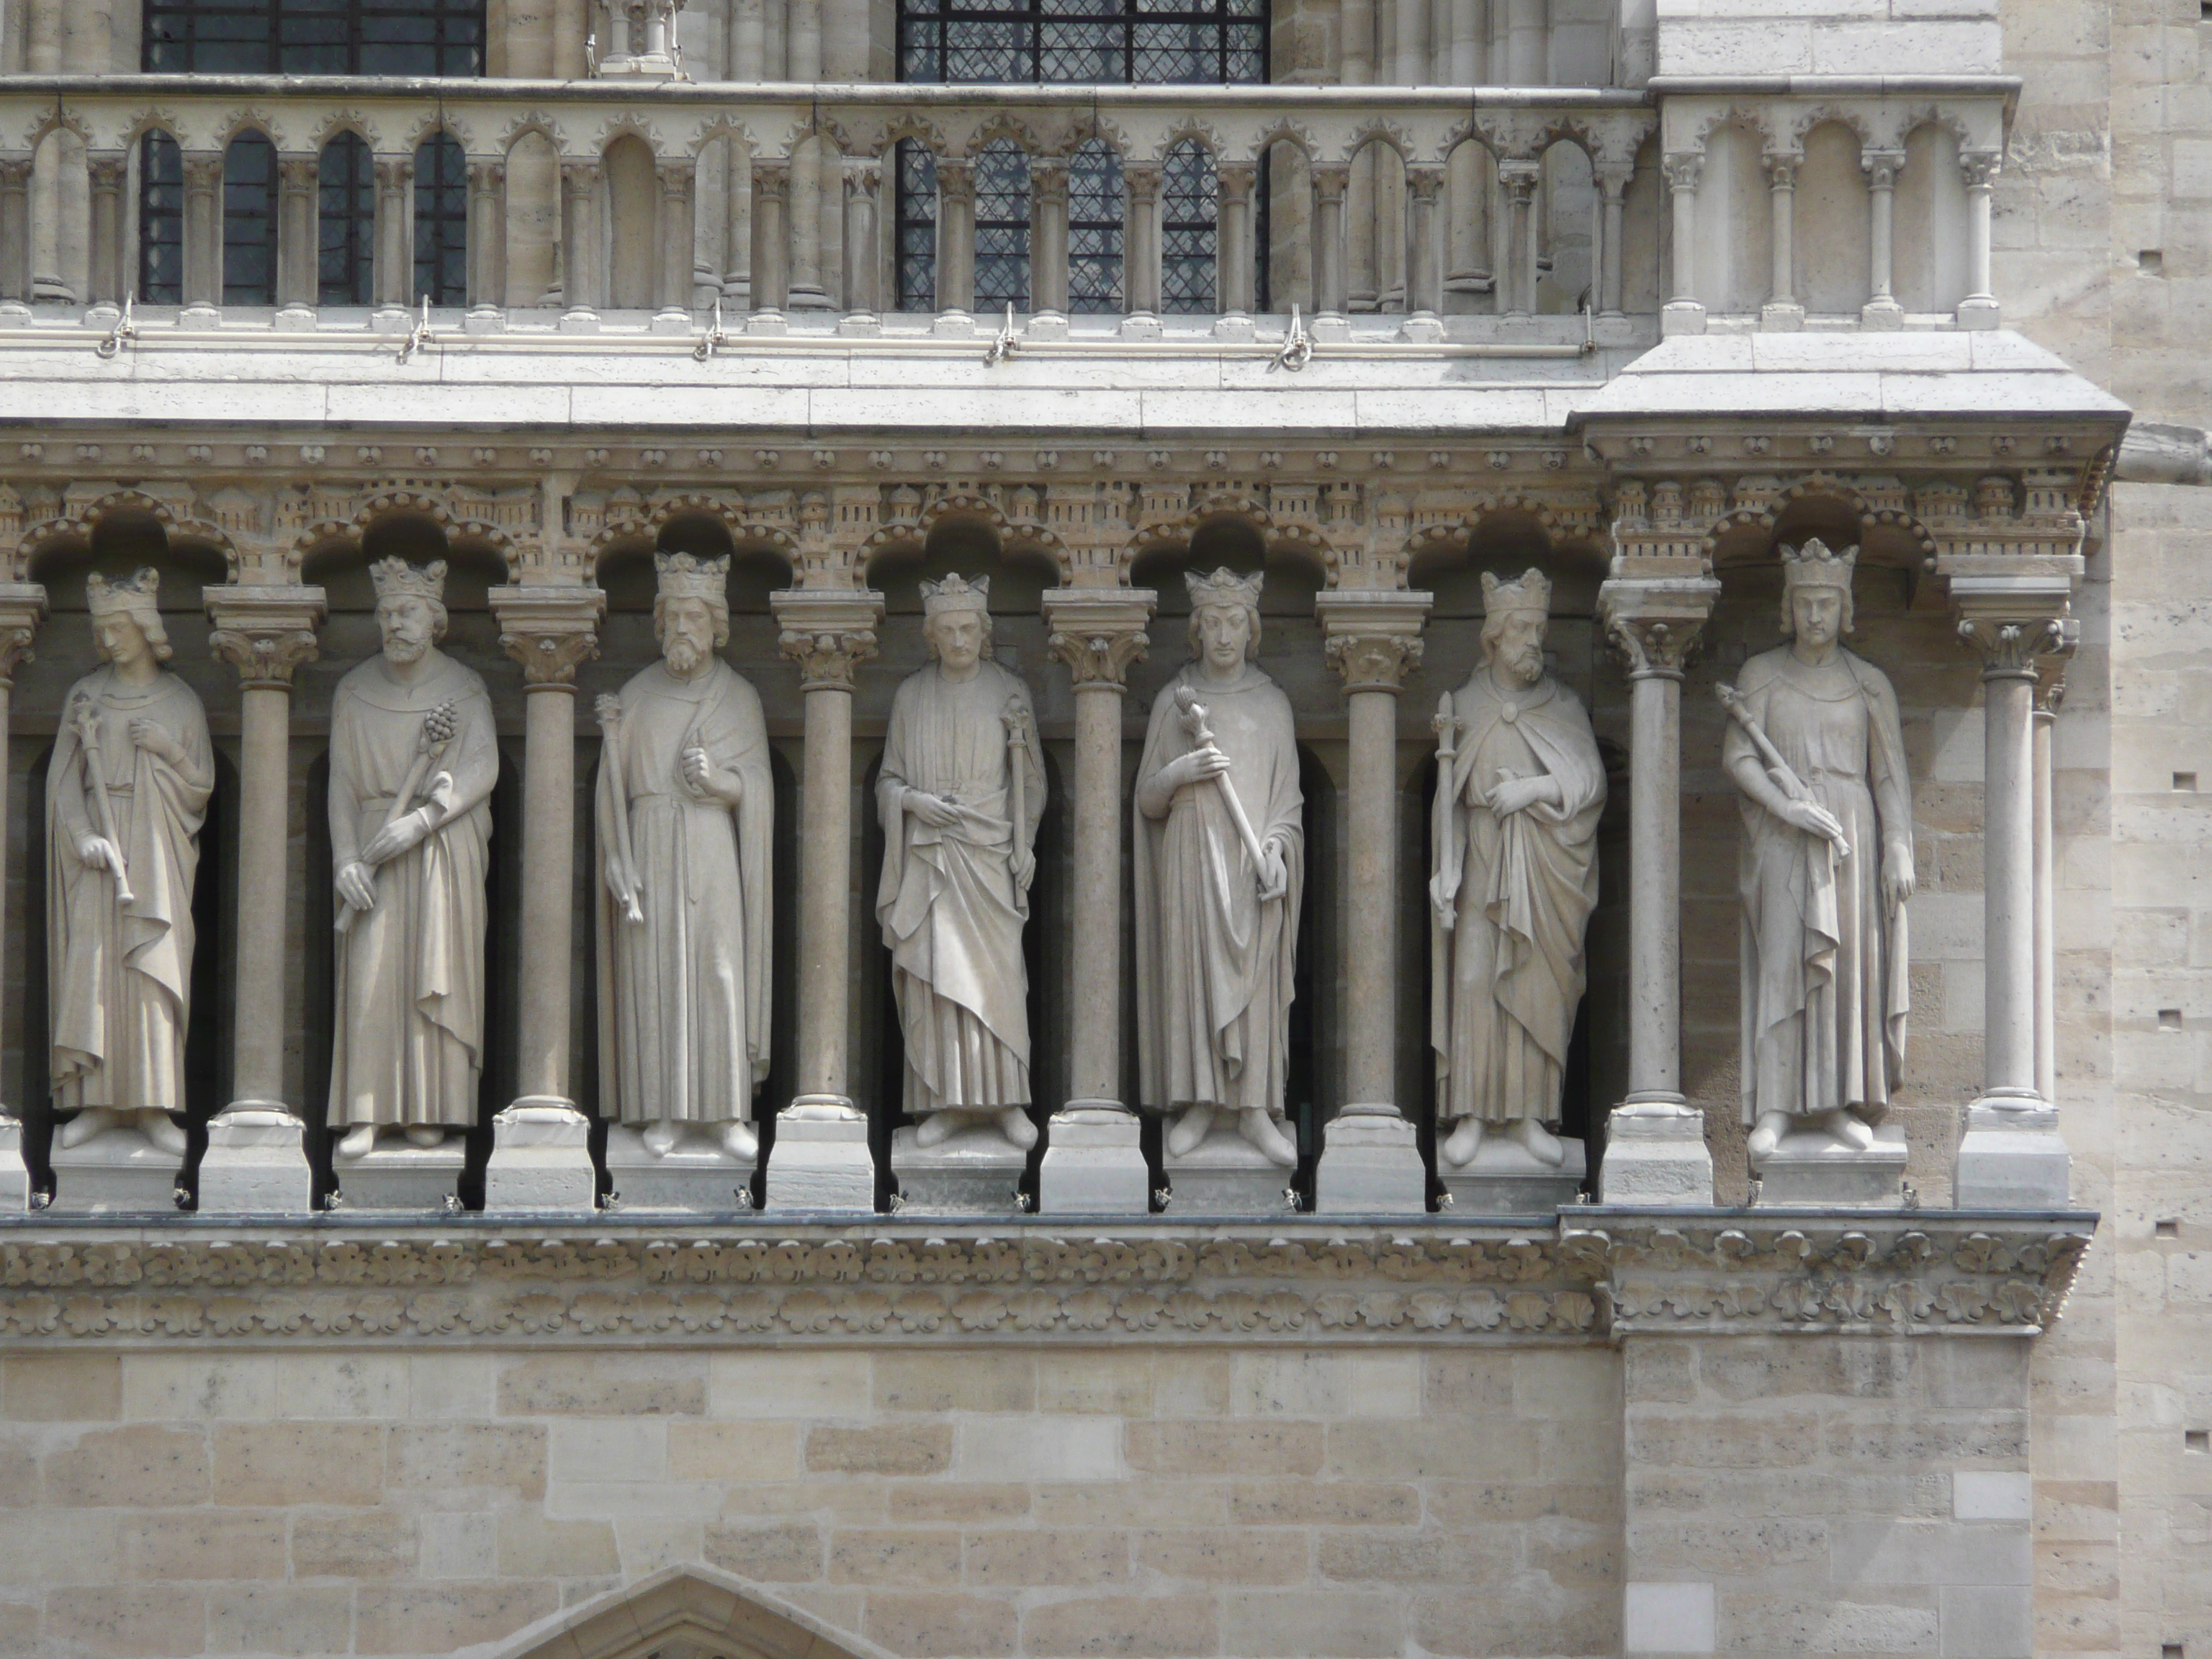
[414, 134, 469, 306]
[896, 141, 939, 313]
[222, 132, 279, 305]
[138, 132, 184, 305]
[898, 0, 1264, 86]
[1160, 138, 1215, 313]
[318, 133, 374, 305]
[144, 0, 487, 75]
[974, 140, 1031, 312]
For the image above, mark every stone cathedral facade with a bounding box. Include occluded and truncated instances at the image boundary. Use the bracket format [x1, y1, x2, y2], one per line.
[0, 0, 2198, 1655]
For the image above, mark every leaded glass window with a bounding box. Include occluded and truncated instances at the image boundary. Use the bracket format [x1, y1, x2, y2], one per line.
[138, 133, 184, 305]
[144, 0, 486, 73]
[319, 134, 374, 305]
[414, 134, 469, 306]
[1160, 138, 1215, 312]
[899, 0, 1264, 86]
[974, 140, 1032, 311]
[1069, 140, 1123, 312]
[896, 143, 939, 313]
[222, 132, 280, 305]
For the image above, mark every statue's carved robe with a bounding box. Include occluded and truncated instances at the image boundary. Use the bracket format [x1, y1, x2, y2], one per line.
[1726, 645, 1912, 1125]
[876, 660, 1044, 1115]
[327, 652, 498, 1128]
[1429, 672, 1605, 1127]
[46, 668, 212, 1113]
[595, 660, 773, 1125]
[1135, 663, 1304, 1118]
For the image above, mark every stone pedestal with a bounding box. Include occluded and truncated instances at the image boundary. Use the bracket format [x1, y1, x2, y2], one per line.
[333, 1141, 465, 1213]
[1038, 1106, 1151, 1214]
[1753, 1123, 1907, 1208]
[603, 1125, 754, 1213]
[48, 1128, 184, 1214]
[891, 1124, 1028, 1216]
[1954, 1103, 2072, 1209]
[197, 1107, 313, 1213]
[0, 1118, 29, 1212]
[1438, 1134, 1587, 1216]
[1598, 1108, 1714, 1206]
[485, 1102, 597, 1213]
[1161, 1126, 1295, 1217]
[1314, 1110, 1428, 1215]
[764, 1106, 876, 1212]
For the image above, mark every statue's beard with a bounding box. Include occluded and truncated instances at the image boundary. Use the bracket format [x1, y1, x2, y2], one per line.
[384, 634, 428, 665]
[665, 637, 704, 675]
[1498, 645, 1542, 684]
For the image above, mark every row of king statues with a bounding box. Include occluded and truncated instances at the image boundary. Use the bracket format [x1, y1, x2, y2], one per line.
[36, 538, 1912, 1200]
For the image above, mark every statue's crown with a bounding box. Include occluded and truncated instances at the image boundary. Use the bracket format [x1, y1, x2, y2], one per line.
[655, 551, 729, 603]
[1184, 567, 1264, 608]
[86, 567, 161, 620]
[369, 557, 447, 603]
[1779, 538, 1858, 591]
[1480, 567, 1551, 615]
[921, 573, 991, 616]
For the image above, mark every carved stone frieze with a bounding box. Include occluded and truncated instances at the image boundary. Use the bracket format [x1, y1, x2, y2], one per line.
[204, 585, 328, 689]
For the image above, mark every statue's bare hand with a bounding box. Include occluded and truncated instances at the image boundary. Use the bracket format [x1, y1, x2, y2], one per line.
[1170, 746, 1233, 791]
[906, 791, 961, 829]
[1882, 842, 1917, 909]
[336, 860, 376, 912]
[75, 833, 117, 872]
[1779, 796, 1848, 848]
[1257, 838, 1290, 903]
[1485, 775, 1547, 817]
[606, 853, 644, 911]
[126, 716, 181, 765]
[362, 809, 432, 866]
[680, 746, 738, 804]
[1011, 845, 1036, 890]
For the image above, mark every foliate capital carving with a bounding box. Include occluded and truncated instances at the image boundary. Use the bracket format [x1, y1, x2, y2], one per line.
[1311, 165, 1349, 207]
[1497, 161, 1542, 203]
[204, 585, 326, 690]
[1596, 575, 1720, 682]
[1041, 588, 1156, 690]
[1948, 567, 2079, 683]
[1662, 151, 1704, 194]
[1861, 148, 1906, 190]
[1960, 149, 2000, 191]
[488, 584, 608, 688]
[1957, 613, 2075, 682]
[1316, 588, 1432, 695]
[770, 589, 885, 691]
[0, 582, 47, 687]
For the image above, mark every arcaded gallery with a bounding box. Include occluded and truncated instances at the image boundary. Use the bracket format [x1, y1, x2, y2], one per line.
[0, 0, 2199, 1653]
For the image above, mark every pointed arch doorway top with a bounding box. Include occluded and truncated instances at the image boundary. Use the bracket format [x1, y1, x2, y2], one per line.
[487, 1564, 899, 1659]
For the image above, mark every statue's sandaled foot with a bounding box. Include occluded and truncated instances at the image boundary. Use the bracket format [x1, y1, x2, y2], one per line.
[1441, 1116, 1485, 1168]
[138, 1110, 188, 1158]
[1745, 1112, 1789, 1172]
[403, 1125, 446, 1149]
[57, 1107, 117, 1150]
[997, 1107, 1038, 1151]
[1166, 1105, 1215, 1159]
[1238, 1107, 1298, 1169]
[642, 1121, 682, 1157]
[1821, 1108, 1876, 1153]
[1507, 1118, 1567, 1169]
[914, 1111, 962, 1149]
[335, 1123, 379, 1161]
[720, 1120, 758, 1161]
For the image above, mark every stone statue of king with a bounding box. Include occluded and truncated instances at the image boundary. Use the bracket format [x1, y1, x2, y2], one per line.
[595, 552, 774, 1159]
[876, 574, 1046, 1151]
[1428, 568, 1606, 1170]
[1722, 539, 1914, 1169]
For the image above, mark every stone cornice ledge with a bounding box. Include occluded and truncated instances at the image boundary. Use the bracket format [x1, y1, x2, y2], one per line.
[0, 1213, 2094, 1346]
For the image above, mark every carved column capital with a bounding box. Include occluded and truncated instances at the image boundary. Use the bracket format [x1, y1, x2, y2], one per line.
[1123, 164, 1161, 208]
[1311, 165, 1349, 207]
[1946, 565, 2080, 683]
[1042, 588, 1156, 690]
[204, 585, 327, 690]
[1957, 613, 2076, 681]
[1661, 151, 1703, 194]
[1861, 148, 1905, 189]
[0, 582, 47, 685]
[488, 585, 607, 688]
[1316, 588, 1432, 695]
[751, 157, 791, 204]
[1497, 160, 1542, 203]
[1218, 162, 1258, 206]
[771, 589, 885, 691]
[1596, 575, 1721, 681]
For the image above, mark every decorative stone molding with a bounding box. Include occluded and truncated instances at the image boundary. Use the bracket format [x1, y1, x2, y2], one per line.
[488, 583, 608, 687]
[0, 1215, 2090, 1346]
[204, 585, 326, 688]
[1597, 576, 1720, 680]
[771, 589, 884, 691]
[1042, 589, 1156, 688]
[1315, 588, 1431, 694]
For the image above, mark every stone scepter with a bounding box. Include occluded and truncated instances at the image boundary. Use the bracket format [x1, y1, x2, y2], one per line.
[336, 698, 457, 937]
[68, 691, 134, 907]
[1174, 683, 1269, 884]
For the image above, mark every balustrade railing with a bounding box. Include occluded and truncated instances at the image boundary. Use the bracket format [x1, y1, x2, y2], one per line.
[0, 74, 2013, 334]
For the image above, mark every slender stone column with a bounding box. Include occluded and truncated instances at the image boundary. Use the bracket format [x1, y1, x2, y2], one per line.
[2033, 675, 2061, 1104]
[1861, 148, 1902, 328]
[935, 158, 976, 316]
[182, 153, 224, 313]
[1661, 152, 1704, 336]
[767, 588, 884, 1210]
[1314, 590, 1430, 1214]
[559, 158, 600, 331]
[654, 160, 696, 326]
[1217, 161, 1255, 317]
[1596, 575, 1719, 1205]
[842, 156, 881, 315]
[484, 585, 605, 1212]
[1498, 161, 1538, 318]
[1595, 163, 1629, 318]
[788, 143, 832, 310]
[1951, 577, 2074, 1206]
[1761, 150, 1802, 328]
[1313, 164, 1349, 320]
[0, 159, 32, 309]
[271, 156, 317, 316]
[1030, 160, 1070, 317]
[1403, 165, 1442, 328]
[1124, 164, 1161, 318]
[372, 156, 414, 311]
[1039, 588, 1155, 1214]
[467, 160, 507, 318]
[750, 158, 790, 316]
[201, 586, 325, 1213]
[1958, 150, 2000, 327]
[87, 154, 127, 310]
[0, 585, 45, 1209]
